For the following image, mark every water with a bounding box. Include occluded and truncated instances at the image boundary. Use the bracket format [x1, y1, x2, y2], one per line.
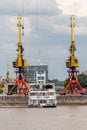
[0, 106, 87, 130]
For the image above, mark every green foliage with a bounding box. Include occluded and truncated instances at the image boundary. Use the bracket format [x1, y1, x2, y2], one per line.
[48, 79, 64, 86]
[49, 74, 87, 88]
[64, 78, 69, 86]
[78, 74, 87, 88]
[63, 74, 87, 88]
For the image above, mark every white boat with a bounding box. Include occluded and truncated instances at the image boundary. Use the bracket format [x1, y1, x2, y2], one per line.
[28, 83, 57, 107]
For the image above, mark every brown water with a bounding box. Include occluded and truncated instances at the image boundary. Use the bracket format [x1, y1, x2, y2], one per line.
[0, 106, 87, 130]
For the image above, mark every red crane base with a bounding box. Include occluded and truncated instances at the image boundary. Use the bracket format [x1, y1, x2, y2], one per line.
[8, 73, 29, 95]
[61, 72, 86, 95]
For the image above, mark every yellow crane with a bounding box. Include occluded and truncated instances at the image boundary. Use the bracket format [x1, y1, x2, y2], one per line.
[66, 16, 79, 69]
[13, 15, 27, 70]
[61, 16, 85, 94]
[8, 15, 29, 95]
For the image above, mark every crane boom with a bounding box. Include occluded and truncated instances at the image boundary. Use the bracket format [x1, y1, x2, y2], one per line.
[13, 15, 27, 69]
[66, 16, 79, 69]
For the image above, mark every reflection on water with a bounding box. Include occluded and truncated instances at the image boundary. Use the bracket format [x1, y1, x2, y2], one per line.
[0, 106, 87, 130]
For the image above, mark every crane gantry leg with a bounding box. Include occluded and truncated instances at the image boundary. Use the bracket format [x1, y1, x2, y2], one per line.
[61, 70, 85, 94]
[8, 72, 29, 95]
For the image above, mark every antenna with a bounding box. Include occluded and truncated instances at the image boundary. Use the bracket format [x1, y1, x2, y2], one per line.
[6, 62, 10, 82]
[38, 49, 41, 63]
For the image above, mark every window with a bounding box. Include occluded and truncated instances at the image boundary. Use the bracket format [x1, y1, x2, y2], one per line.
[38, 77, 44, 80]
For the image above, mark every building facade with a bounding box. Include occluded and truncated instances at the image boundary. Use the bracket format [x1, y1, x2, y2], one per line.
[24, 63, 48, 84]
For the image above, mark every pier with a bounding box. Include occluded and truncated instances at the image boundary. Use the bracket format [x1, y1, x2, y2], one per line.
[57, 95, 87, 105]
[0, 95, 87, 107]
[0, 95, 28, 107]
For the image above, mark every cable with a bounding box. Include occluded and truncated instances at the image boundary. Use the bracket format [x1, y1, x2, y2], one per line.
[35, 0, 38, 30]
[22, 0, 24, 36]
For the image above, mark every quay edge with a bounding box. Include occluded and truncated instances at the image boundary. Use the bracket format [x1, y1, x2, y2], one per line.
[57, 95, 87, 105]
[0, 95, 87, 107]
[0, 95, 28, 107]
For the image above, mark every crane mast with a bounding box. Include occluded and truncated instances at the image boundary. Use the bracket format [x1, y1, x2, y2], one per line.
[8, 15, 29, 95]
[17, 15, 23, 68]
[13, 15, 27, 72]
[61, 16, 85, 95]
[66, 16, 79, 69]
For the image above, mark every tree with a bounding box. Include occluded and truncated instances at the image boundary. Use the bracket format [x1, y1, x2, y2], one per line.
[63, 74, 87, 88]
[64, 78, 69, 86]
[78, 74, 87, 88]
[48, 79, 64, 86]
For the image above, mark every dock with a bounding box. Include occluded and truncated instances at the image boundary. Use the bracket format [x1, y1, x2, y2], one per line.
[0, 95, 28, 108]
[0, 95, 87, 107]
[57, 95, 87, 105]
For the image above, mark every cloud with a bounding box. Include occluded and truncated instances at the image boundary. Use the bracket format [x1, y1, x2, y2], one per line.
[56, 0, 87, 17]
[0, 0, 61, 16]
[24, 0, 62, 16]
[0, 0, 87, 80]
[0, 1, 20, 15]
[9, 16, 32, 36]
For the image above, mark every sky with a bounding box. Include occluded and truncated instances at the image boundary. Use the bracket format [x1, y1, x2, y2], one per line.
[0, 0, 87, 80]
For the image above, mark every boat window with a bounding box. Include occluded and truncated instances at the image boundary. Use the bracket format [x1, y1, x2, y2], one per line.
[49, 92, 54, 95]
[46, 85, 53, 89]
[30, 92, 36, 96]
[49, 99, 55, 104]
[39, 100, 46, 103]
[38, 92, 46, 96]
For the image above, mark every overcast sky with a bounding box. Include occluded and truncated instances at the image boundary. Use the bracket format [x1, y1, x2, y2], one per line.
[0, 0, 87, 80]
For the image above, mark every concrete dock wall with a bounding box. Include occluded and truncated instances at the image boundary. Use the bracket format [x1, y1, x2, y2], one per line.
[0, 95, 28, 107]
[57, 95, 87, 105]
[0, 95, 87, 107]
